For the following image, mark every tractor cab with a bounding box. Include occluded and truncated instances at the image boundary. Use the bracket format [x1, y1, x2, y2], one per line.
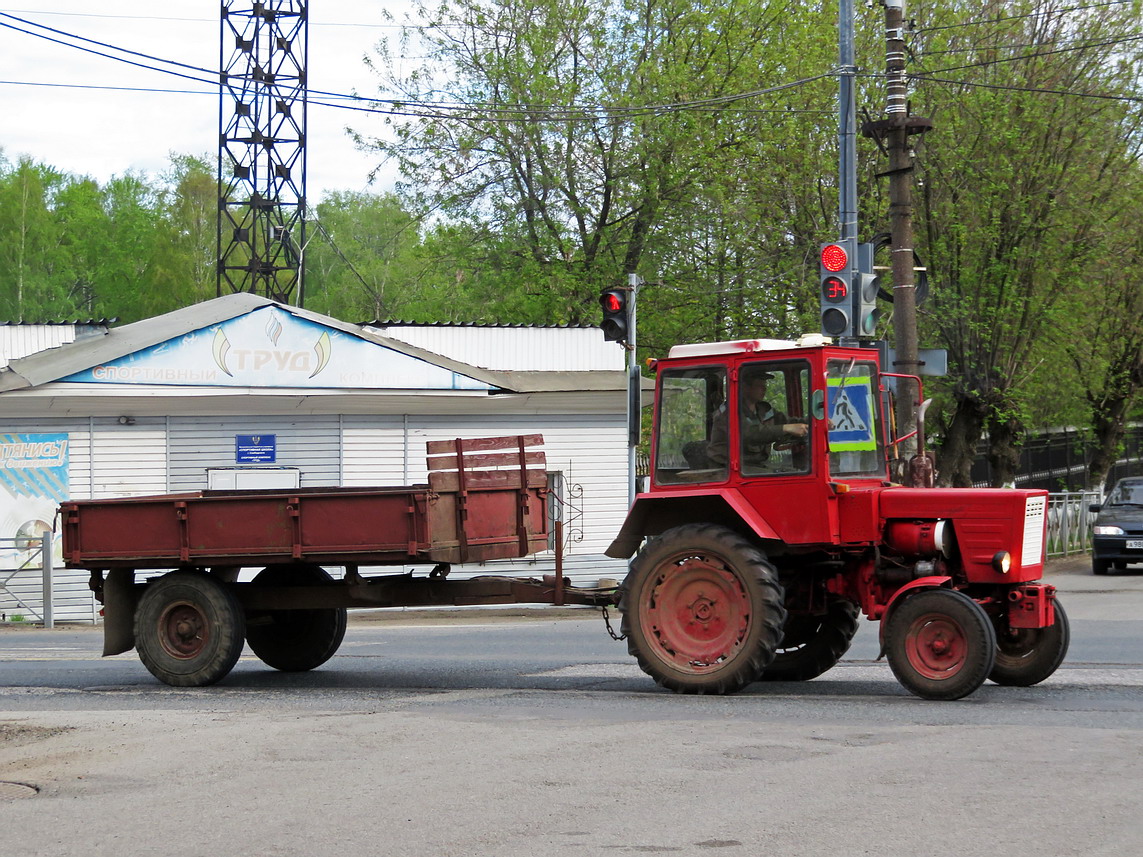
[652, 335, 888, 488]
[609, 335, 893, 554]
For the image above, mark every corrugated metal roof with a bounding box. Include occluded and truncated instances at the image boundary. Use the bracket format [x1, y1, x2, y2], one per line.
[1, 319, 116, 326]
[1, 322, 113, 369]
[0, 295, 630, 395]
[366, 319, 596, 329]
[368, 323, 624, 372]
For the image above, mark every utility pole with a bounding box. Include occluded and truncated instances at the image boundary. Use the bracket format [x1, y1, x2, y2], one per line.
[864, 0, 931, 468]
[626, 274, 641, 508]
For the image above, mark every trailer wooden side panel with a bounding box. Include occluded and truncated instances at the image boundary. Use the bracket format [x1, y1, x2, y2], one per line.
[62, 436, 549, 569]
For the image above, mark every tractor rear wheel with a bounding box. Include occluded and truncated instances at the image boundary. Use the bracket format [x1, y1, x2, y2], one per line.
[619, 524, 785, 695]
[245, 564, 347, 672]
[989, 599, 1070, 687]
[760, 598, 860, 682]
[884, 589, 996, 700]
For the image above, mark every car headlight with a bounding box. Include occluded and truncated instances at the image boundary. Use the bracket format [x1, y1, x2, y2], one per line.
[1094, 525, 1125, 535]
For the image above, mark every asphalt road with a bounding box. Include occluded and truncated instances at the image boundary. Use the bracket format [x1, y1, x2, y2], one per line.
[1, 555, 1141, 857]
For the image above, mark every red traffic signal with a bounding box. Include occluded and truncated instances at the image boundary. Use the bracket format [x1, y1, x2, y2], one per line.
[599, 288, 629, 342]
[820, 243, 849, 273]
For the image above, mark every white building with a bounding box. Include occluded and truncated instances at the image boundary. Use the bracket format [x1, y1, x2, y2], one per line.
[0, 294, 632, 622]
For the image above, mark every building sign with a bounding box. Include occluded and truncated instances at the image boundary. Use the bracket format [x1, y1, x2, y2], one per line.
[61, 307, 493, 391]
[0, 433, 68, 569]
[235, 435, 277, 463]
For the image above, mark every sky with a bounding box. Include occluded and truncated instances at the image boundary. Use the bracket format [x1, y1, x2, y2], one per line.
[0, 1, 418, 201]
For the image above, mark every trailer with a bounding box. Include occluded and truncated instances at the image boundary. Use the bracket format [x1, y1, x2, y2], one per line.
[64, 435, 614, 687]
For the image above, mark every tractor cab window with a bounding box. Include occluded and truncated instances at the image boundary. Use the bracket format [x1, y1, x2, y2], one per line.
[826, 359, 885, 478]
[729, 361, 812, 477]
[654, 366, 728, 484]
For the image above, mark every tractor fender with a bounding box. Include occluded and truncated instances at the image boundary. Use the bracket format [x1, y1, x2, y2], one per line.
[605, 489, 782, 558]
[876, 575, 954, 653]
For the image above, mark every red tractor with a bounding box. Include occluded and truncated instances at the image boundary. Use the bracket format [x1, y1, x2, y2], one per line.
[607, 335, 1067, 700]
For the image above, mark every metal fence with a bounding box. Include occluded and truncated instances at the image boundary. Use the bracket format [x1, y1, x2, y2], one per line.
[972, 425, 1143, 491]
[0, 533, 56, 627]
[1045, 491, 1099, 558]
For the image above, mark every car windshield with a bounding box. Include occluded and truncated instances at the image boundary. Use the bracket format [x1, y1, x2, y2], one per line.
[1108, 481, 1143, 505]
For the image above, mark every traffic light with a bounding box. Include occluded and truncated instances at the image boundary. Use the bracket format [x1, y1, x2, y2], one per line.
[819, 239, 855, 339]
[600, 288, 630, 342]
[855, 242, 880, 338]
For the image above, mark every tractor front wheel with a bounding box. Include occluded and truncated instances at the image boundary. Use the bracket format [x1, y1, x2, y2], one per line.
[989, 599, 1070, 687]
[619, 524, 786, 695]
[884, 589, 996, 700]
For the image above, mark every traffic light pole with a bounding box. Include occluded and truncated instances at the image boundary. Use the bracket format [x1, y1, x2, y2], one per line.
[627, 273, 641, 508]
[838, 0, 858, 247]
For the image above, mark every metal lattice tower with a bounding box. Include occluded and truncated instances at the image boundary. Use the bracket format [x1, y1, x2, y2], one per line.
[218, 1, 308, 305]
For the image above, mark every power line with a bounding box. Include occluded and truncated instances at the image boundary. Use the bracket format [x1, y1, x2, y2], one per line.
[918, 32, 1142, 57]
[0, 12, 836, 121]
[911, 0, 1134, 35]
[901, 73, 1143, 104]
[0, 15, 216, 87]
[0, 7, 447, 29]
[0, 78, 211, 96]
[910, 33, 1143, 77]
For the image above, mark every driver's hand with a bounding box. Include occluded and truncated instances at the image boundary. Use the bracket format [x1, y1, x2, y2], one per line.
[783, 423, 809, 438]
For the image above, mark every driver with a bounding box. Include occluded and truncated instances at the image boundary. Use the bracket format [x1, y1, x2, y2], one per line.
[708, 367, 807, 468]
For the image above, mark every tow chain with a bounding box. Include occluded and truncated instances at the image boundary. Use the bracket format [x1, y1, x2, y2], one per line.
[601, 604, 626, 641]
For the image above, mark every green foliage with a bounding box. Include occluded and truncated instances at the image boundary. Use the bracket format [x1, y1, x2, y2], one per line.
[0, 152, 217, 323]
[366, 0, 843, 345]
[3, 0, 1143, 485]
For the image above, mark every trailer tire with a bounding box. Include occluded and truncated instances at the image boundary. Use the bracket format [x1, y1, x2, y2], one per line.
[760, 598, 860, 682]
[884, 588, 996, 700]
[135, 571, 245, 687]
[245, 564, 348, 672]
[989, 599, 1070, 687]
[619, 523, 785, 695]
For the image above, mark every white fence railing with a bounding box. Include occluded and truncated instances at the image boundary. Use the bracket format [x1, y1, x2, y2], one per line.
[1046, 491, 1100, 558]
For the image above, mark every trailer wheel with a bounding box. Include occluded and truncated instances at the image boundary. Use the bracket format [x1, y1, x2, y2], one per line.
[245, 564, 347, 672]
[619, 523, 785, 695]
[884, 589, 996, 700]
[989, 599, 1070, 687]
[134, 571, 245, 687]
[760, 598, 860, 682]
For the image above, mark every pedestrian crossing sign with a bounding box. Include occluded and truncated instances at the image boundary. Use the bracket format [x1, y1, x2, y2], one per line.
[827, 376, 877, 452]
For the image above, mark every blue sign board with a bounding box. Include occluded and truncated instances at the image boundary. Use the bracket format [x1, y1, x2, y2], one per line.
[826, 378, 877, 452]
[236, 434, 276, 463]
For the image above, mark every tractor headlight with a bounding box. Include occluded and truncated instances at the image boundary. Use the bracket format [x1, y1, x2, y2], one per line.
[992, 551, 1012, 574]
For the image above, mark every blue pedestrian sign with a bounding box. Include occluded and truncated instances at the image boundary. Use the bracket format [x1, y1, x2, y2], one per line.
[827, 378, 877, 452]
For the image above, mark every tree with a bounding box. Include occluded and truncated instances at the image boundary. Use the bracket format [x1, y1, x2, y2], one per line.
[362, 0, 838, 338]
[149, 154, 218, 314]
[305, 191, 424, 321]
[0, 156, 71, 319]
[908, 0, 1143, 486]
